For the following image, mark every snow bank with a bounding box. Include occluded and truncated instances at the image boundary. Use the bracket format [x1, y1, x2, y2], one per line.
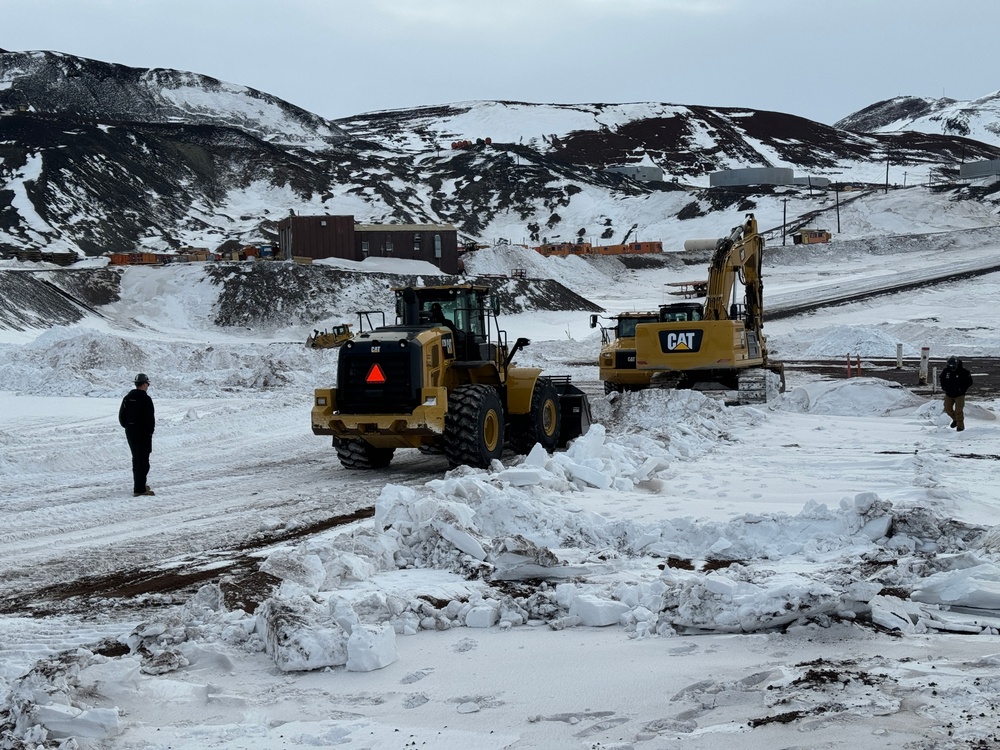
[0, 327, 338, 398]
[773, 377, 928, 416]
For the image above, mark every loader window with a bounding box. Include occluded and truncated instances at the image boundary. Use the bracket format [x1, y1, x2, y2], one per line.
[460, 291, 488, 340]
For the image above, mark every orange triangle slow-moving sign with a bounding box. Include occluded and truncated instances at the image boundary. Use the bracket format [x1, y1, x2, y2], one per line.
[366, 363, 387, 384]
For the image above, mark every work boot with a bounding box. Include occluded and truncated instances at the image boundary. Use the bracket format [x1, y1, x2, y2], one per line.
[950, 420, 957, 428]
[133, 489, 156, 497]
[957, 426, 965, 432]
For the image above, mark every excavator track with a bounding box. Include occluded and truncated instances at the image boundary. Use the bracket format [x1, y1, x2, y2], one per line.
[736, 369, 768, 404]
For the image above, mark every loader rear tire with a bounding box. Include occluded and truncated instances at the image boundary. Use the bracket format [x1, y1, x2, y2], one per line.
[445, 384, 504, 469]
[335, 438, 395, 470]
[510, 380, 561, 455]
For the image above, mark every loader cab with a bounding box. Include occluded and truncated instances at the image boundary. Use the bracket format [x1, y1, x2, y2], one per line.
[658, 302, 704, 322]
[395, 285, 496, 362]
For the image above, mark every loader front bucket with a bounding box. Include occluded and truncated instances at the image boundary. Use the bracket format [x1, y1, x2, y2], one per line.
[548, 376, 592, 447]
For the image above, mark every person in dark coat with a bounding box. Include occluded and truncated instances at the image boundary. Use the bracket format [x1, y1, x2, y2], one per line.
[939, 356, 974, 432]
[119, 373, 156, 496]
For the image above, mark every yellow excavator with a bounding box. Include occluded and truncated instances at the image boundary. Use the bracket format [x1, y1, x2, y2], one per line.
[629, 213, 784, 403]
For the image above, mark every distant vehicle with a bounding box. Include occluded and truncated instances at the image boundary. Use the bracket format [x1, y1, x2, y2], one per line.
[306, 324, 353, 349]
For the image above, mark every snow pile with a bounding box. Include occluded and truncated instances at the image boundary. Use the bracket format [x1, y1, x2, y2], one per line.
[799, 325, 922, 358]
[0, 327, 338, 398]
[191, 395, 991, 671]
[773, 377, 927, 416]
[86, 467, 996, 683]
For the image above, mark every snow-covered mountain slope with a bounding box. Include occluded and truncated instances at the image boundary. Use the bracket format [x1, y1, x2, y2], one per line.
[835, 90, 1000, 146]
[341, 99, 987, 176]
[2, 50, 1000, 261]
[0, 49, 346, 147]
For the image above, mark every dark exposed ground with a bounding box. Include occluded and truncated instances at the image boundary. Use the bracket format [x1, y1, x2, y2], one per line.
[0, 263, 603, 332]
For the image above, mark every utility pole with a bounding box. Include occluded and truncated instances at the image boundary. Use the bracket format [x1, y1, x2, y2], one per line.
[782, 198, 789, 246]
[885, 148, 890, 194]
[835, 184, 841, 233]
[903, 171, 907, 188]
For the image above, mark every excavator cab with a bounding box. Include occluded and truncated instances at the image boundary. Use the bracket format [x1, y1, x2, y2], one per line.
[658, 303, 704, 322]
[592, 310, 661, 393]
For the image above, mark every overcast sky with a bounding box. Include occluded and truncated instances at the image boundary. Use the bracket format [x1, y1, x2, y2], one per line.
[3, 0, 999, 126]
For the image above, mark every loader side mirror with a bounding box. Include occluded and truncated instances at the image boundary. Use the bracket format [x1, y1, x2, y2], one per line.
[589, 314, 598, 329]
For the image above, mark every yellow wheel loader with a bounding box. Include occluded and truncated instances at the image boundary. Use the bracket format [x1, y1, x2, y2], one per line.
[311, 284, 592, 470]
[630, 213, 785, 403]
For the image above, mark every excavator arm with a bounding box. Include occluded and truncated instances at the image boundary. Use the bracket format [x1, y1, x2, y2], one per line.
[703, 213, 764, 331]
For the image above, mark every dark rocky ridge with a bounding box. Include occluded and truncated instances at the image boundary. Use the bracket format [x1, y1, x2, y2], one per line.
[0, 264, 603, 332]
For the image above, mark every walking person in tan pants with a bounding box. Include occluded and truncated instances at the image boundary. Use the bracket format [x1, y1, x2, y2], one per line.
[939, 356, 973, 432]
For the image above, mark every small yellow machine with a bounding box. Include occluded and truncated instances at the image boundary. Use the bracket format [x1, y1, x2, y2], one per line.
[589, 310, 661, 394]
[306, 323, 353, 349]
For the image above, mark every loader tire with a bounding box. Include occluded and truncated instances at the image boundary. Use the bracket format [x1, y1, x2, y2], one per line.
[603, 381, 623, 395]
[510, 379, 561, 455]
[335, 438, 395, 470]
[445, 384, 504, 469]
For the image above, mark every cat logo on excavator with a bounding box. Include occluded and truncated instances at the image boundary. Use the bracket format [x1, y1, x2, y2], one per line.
[660, 330, 702, 352]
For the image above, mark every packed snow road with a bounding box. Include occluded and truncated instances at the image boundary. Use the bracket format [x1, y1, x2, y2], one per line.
[0, 394, 447, 615]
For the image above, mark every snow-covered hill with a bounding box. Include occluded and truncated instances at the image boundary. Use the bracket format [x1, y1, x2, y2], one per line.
[0, 49, 346, 147]
[2, 49, 1000, 261]
[835, 90, 1000, 146]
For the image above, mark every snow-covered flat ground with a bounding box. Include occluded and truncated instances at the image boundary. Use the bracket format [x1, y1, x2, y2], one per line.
[3, 376, 1000, 749]
[4, 210, 1000, 748]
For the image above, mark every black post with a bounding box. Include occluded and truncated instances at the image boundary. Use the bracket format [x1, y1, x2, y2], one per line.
[835, 185, 841, 233]
[782, 198, 788, 246]
[885, 148, 890, 194]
